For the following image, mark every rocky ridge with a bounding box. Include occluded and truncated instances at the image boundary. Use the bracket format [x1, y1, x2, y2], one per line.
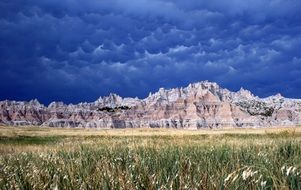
[1, 81, 301, 128]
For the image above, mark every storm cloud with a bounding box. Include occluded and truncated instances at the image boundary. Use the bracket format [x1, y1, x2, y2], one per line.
[1, 0, 301, 104]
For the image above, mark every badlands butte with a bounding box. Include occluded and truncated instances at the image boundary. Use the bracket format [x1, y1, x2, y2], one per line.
[1, 81, 301, 128]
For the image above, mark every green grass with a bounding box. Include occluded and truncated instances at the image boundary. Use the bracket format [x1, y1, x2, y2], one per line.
[0, 127, 301, 189]
[0, 135, 64, 145]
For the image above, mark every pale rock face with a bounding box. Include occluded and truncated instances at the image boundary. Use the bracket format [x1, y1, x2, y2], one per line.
[1, 81, 301, 128]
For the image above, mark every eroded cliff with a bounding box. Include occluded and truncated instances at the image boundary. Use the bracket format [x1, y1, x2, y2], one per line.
[1, 81, 301, 128]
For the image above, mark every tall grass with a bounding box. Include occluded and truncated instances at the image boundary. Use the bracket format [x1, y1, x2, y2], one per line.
[0, 129, 301, 189]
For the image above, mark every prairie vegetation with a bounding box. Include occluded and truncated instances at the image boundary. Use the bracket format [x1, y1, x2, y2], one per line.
[0, 126, 301, 189]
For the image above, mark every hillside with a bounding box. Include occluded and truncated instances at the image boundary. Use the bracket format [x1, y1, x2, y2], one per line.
[1, 81, 301, 128]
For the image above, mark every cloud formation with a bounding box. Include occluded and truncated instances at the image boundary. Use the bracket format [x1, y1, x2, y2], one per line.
[1, 0, 301, 104]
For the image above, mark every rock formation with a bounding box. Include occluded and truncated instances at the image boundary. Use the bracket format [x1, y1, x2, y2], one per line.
[1, 81, 301, 128]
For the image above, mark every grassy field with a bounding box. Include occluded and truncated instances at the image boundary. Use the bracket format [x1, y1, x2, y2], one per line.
[0, 126, 301, 189]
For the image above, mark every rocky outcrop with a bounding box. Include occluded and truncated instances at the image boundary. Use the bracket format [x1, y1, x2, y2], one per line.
[1, 81, 301, 128]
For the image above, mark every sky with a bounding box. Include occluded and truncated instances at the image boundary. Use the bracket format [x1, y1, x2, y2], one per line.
[1, 0, 301, 104]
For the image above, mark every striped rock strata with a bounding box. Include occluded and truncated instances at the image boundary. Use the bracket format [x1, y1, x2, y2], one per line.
[1, 81, 301, 128]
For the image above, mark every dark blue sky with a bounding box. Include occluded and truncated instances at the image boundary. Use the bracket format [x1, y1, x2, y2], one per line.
[1, 0, 301, 104]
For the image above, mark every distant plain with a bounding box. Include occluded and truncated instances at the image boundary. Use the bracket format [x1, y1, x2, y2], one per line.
[1, 126, 301, 189]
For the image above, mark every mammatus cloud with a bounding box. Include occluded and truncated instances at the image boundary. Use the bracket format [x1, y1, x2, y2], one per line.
[0, 0, 301, 104]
